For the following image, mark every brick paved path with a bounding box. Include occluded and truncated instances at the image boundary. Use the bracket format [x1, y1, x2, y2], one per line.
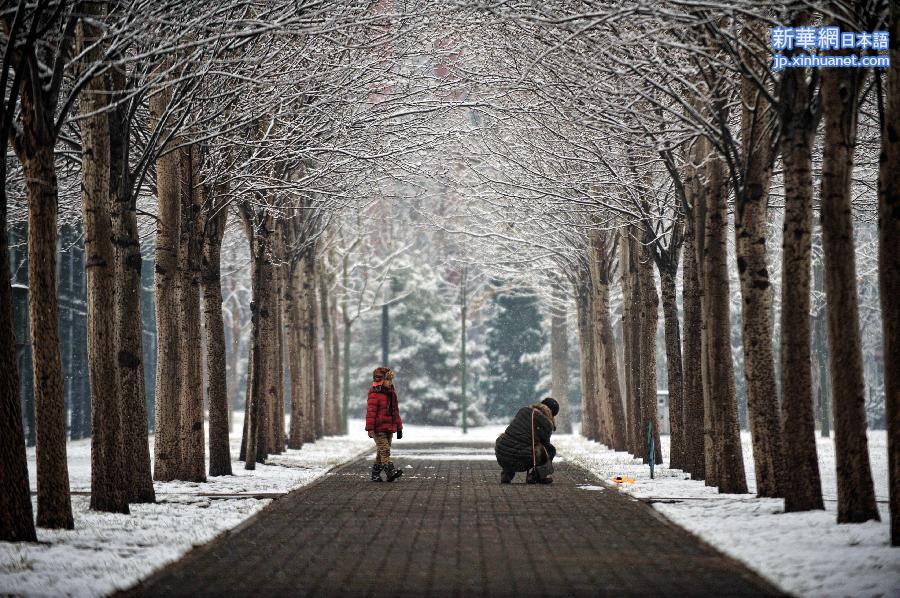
[124, 442, 783, 597]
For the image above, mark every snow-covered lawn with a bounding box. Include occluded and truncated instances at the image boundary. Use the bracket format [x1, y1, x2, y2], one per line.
[556, 430, 898, 598]
[0, 415, 373, 597]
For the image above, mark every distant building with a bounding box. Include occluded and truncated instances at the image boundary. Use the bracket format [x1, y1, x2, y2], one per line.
[9, 222, 157, 444]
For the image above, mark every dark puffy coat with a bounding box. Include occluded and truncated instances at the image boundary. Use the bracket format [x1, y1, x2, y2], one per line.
[495, 403, 556, 472]
[365, 383, 403, 433]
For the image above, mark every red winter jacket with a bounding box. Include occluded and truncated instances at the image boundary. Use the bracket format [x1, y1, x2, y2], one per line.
[365, 382, 403, 433]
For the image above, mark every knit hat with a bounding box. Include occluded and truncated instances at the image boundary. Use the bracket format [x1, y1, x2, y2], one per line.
[373, 367, 393, 382]
[541, 397, 560, 416]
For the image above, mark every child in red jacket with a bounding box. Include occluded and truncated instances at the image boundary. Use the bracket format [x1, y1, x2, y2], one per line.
[365, 367, 403, 482]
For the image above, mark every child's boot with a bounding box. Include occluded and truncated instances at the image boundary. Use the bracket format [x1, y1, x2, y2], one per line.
[370, 464, 384, 482]
[384, 462, 403, 482]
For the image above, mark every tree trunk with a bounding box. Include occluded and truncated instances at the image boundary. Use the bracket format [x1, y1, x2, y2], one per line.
[242, 212, 273, 469]
[269, 255, 284, 454]
[341, 253, 352, 435]
[587, 237, 609, 444]
[0, 137, 36, 542]
[319, 260, 336, 436]
[255, 255, 274, 464]
[300, 246, 318, 443]
[203, 195, 231, 476]
[575, 279, 597, 440]
[177, 145, 205, 482]
[108, 67, 154, 504]
[550, 279, 571, 434]
[682, 181, 705, 480]
[312, 260, 324, 440]
[330, 278, 342, 435]
[702, 149, 748, 494]
[735, 37, 783, 498]
[878, 0, 899, 546]
[660, 269, 685, 470]
[150, 87, 182, 482]
[877, 0, 900, 542]
[596, 273, 628, 451]
[273, 281, 286, 454]
[286, 246, 305, 449]
[637, 236, 663, 464]
[779, 60, 824, 511]
[693, 147, 718, 487]
[621, 232, 643, 457]
[820, 64, 879, 523]
[22, 145, 74, 529]
[589, 231, 627, 450]
[80, 27, 129, 513]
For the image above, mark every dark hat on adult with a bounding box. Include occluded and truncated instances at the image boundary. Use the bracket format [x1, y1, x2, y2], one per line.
[541, 397, 560, 416]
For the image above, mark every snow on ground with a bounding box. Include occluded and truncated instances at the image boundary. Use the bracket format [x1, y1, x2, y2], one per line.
[5, 415, 894, 598]
[0, 414, 372, 597]
[555, 430, 898, 598]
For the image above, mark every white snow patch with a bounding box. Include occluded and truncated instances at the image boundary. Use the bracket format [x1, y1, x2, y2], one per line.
[555, 430, 898, 598]
[576, 485, 605, 492]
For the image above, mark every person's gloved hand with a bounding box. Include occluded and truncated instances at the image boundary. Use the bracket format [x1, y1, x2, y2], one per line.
[397, 430, 403, 440]
[367, 431, 373, 438]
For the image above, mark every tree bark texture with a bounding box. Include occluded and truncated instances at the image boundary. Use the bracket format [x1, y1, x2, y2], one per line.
[312, 262, 324, 441]
[637, 236, 663, 465]
[779, 60, 824, 511]
[623, 232, 645, 458]
[681, 189, 705, 480]
[0, 147, 36, 541]
[24, 146, 74, 529]
[319, 260, 337, 436]
[878, 0, 900, 546]
[330, 276, 342, 436]
[587, 238, 609, 444]
[820, 64, 879, 523]
[702, 149, 748, 494]
[203, 194, 231, 476]
[177, 145, 205, 482]
[79, 24, 129, 513]
[255, 255, 274, 464]
[589, 230, 627, 450]
[286, 250, 305, 449]
[150, 87, 182, 482]
[300, 245, 318, 443]
[659, 269, 684, 469]
[735, 30, 784, 498]
[108, 65, 154, 504]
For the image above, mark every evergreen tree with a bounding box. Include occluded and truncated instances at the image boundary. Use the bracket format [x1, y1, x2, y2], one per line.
[350, 261, 482, 426]
[389, 264, 462, 425]
[481, 290, 546, 420]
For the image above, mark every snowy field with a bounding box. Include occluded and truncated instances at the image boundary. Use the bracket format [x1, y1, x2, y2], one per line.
[555, 430, 898, 598]
[0, 415, 373, 597]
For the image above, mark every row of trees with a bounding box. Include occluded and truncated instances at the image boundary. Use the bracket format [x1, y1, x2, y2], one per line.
[1, 0, 897, 552]
[422, 0, 896, 545]
[0, 0, 425, 542]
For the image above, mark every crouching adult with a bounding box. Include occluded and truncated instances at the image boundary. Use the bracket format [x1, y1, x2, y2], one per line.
[494, 397, 559, 484]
